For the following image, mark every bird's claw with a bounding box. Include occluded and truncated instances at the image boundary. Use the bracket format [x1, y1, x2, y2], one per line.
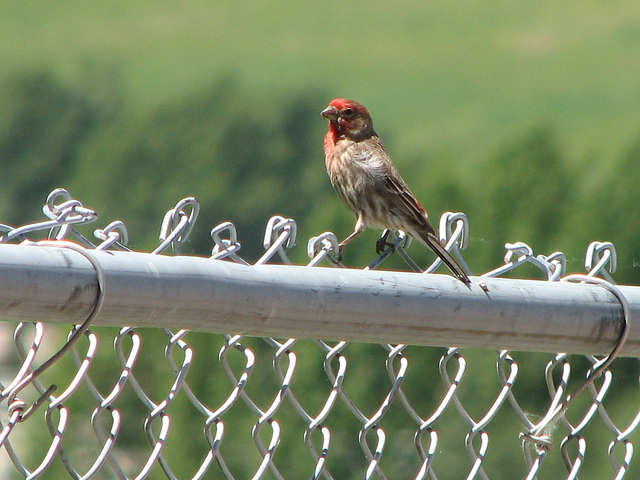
[376, 239, 396, 255]
[375, 230, 394, 255]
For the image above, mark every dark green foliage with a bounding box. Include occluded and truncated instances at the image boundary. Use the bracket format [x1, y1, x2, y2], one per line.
[485, 128, 571, 248]
[582, 135, 640, 284]
[0, 73, 98, 225]
[66, 77, 331, 258]
[467, 127, 575, 276]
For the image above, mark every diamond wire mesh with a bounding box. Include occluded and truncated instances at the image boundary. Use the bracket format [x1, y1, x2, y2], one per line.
[0, 189, 639, 480]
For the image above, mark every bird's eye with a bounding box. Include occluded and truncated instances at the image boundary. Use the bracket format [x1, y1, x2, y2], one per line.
[342, 108, 355, 118]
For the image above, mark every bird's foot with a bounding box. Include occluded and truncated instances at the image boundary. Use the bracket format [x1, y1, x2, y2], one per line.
[376, 240, 396, 255]
[376, 230, 394, 255]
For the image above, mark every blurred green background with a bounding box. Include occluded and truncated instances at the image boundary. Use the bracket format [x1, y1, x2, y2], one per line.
[2, 2, 640, 479]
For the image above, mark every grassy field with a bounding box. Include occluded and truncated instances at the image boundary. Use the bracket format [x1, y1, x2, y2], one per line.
[3, 1, 640, 167]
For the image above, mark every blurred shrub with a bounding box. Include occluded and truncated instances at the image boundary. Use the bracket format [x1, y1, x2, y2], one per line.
[70, 77, 331, 258]
[0, 73, 98, 225]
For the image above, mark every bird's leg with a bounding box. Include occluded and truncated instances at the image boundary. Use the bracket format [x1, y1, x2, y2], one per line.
[337, 215, 366, 260]
[375, 229, 394, 255]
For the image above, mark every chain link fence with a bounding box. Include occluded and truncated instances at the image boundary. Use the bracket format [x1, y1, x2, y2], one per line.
[0, 189, 637, 479]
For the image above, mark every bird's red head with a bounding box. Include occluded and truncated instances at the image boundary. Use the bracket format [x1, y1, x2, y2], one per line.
[321, 99, 375, 141]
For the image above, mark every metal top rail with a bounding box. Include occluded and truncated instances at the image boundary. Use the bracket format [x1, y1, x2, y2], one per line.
[0, 242, 634, 356]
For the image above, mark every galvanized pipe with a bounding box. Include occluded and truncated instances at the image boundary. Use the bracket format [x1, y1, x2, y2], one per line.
[0, 243, 635, 356]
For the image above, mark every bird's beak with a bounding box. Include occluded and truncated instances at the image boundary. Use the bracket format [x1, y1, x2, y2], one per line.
[321, 105, 339, 121]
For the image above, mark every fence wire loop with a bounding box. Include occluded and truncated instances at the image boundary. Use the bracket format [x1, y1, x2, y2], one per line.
[43, 188, 98, 225]
[43, 188, 73, 216]
[539, 251, 567, 281]
[156, 196, 200, 254]
[522, 274, 630, 456]
[483, 242, 564, 280]
[94, 220, 130, 251]
[3, 240, 106, 422]
[439, 211, 469, 250]
[585, 241, 617, 280]
[307, 231, 341, 267]
[210, 220, 248, 264]
[258, 216, 297, 264]
[0, 189, 98, 245]
[430, 212, 472, 277]
[264, 215, 297, 249]
[43, 188, 99, 242]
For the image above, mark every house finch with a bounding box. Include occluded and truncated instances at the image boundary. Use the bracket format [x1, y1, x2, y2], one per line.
[321, 98, 471, 287]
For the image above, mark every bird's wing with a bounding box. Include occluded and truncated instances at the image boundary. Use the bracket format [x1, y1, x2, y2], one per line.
[376, 159, 436, 235]
[381, 159, 470, 284]
[346, 137, 433, 232]
[384, 170, 430, 221]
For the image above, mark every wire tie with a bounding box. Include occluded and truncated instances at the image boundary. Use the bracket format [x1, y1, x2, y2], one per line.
[6, 240, 105, 421]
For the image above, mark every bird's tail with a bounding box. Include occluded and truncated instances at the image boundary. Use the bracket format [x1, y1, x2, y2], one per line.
[415, 230, 471, 287]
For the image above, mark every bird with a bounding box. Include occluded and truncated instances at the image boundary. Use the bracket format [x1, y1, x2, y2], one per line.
[321, 98, 471, 287]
